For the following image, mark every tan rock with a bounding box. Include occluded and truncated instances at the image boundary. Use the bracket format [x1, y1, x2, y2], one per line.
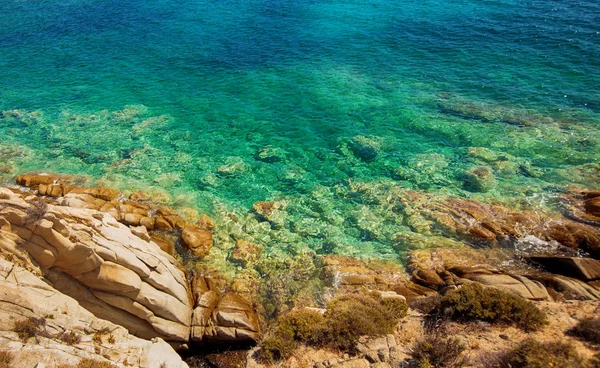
[0, 196, 193, 343]
[197, 214, 216, 231]
[0, 258, 188, 368]
[181, 225, 213, 258]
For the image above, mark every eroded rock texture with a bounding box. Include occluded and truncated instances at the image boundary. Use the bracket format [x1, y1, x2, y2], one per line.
[0, 186, 193, 344]
[0, 257, 188, 368]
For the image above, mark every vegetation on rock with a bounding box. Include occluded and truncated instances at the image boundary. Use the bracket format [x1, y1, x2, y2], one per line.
[411, 333, 467, 368]
[0, 351, 14, 368]
[493, 339, 587, 368]
[23, 197, 47, 226]
[13, 316, 48, 342]
[432, 283, 547, 331]
[568, 317, 600, 344]
[258, 292, 408, 361]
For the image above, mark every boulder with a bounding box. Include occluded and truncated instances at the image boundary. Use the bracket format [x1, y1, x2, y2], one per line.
[181, 225, 213, 258]
[527, 256, 600, 281]
[191, 277, 260, 344]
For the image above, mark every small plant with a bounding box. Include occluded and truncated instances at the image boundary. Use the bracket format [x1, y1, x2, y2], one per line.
[568, 317, 600, 344]
[76, 358, 118, 368]
[23, 197, 48, 226]
[93, 333, 103, 344]
[494, 338, 586, 368]
[0, 351, 14, 368]
[58, 331, 81, 345]
[411, 334, 467, 368]
[13, 316, 47, 342]
[433, 283, 547, 331]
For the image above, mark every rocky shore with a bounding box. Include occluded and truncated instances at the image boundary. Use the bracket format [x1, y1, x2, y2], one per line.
[0, 172, 598, 367]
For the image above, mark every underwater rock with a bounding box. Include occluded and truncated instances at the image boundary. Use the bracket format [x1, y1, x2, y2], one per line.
[463, 165, 497, 192]
[216, 157, 247, 177]
[181, 225, 213, 258]
[255, 145, 285, 163]
[349, 136, 380, 162]
[229, 239, 263, 267]
[251, 200, 286, 228]
[561, 189, 600, 226]
[467, 147, 499, 163]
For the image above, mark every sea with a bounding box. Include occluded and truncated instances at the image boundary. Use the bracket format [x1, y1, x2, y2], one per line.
[0, 0, 599, 261]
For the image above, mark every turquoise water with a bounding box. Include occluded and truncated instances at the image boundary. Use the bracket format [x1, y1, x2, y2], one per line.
[1, 0, 599, 261]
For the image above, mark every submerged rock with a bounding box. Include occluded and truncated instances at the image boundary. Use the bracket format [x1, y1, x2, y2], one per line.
[463, 165, 497, 192]
[349, 136, 380, 162]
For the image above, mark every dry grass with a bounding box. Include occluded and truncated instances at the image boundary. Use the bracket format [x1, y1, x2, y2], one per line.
[23, 198, 47, 226]
[13, 316, 48, 342]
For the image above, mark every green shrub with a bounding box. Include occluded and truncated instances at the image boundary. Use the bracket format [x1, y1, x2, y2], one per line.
[499, 338, 586, 368]
[258, 335, 298, 361]
[568, 317, 600, 344]
[258, 293, 409, 361]
[411, 334, 467, 368]
[320, 293, 401, 350]
[434, 283, 547, 331]
[276, 309, 325, 342]
[13, 316, 47, 342]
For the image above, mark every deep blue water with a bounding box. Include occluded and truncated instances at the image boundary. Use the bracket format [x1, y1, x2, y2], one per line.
[1, 0, 599, 259]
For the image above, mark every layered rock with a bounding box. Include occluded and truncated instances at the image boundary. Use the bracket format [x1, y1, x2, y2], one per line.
[190, 276, 260, 344]
[0, 257, 188, 368]
[0, 187, 193, 344]
[395, 191, 600, 258]
[408, 248, 600, 301]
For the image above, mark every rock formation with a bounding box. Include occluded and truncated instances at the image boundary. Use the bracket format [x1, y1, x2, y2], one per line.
[0, 257, 188, 367]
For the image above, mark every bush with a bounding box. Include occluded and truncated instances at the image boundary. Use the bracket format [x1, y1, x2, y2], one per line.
[411, 334, 467, 368]
[0, 351, 14, 368]
[13, 317, 47, 342]
[258, 293, 409, 361]
[568, 317, 600, 344]
[434, 283, 547, 331]
[320, 293, 403, 350]
[497, 338, 586, 368]
[258, 335, 298, 361]
[277, 309, 325, 342]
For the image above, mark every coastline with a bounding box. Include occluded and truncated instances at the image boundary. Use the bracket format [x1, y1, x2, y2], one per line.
[0, 171, 598, 367]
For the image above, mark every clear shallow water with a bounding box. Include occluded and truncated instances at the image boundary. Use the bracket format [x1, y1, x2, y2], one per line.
[1, 0, 599, 260]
